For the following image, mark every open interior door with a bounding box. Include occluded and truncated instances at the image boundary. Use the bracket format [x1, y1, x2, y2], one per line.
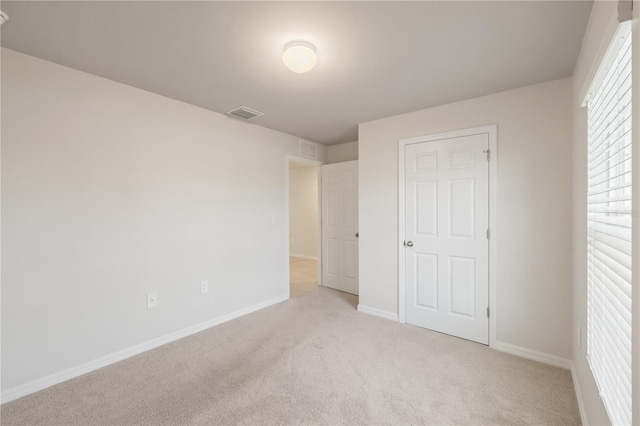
[321, 161, 358, 295]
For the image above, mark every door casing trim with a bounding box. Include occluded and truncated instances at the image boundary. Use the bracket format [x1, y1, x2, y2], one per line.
[397, 125, 497, 348]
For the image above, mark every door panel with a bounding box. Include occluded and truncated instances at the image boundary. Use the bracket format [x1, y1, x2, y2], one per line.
[322, 161, 359, 295]
[344, 240, 358, 279]
[404, 134, 488, 344]
[416, 181, 437, 236]
[449, 256, 476, 318]
[449, 179, 475, 238]
[416, 254, 438, 309]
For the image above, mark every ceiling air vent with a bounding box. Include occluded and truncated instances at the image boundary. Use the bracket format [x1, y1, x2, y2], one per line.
[299, 140, 317, 159]
[227, 106, 264, 120]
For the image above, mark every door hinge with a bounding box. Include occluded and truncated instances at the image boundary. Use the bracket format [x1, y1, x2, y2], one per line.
[484, 149, 491, 161]
[486, 229, 490, 239]
[487, 307, 490, 318]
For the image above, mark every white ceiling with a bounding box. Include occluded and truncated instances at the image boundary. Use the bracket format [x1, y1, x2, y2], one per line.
[0, 1, 592, 145]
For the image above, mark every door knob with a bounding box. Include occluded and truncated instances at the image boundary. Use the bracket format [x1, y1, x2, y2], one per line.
[405, 240, 414, 247]
[355, 232, 359, 238]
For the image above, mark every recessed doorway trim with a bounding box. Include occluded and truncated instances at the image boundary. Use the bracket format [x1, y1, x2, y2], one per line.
[397, 125, 497, 348]
[285, 155, 324, 299]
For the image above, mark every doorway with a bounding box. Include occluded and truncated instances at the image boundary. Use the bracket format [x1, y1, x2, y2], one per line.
[398, 125, 497, 345]
[288, 160, 321, 297]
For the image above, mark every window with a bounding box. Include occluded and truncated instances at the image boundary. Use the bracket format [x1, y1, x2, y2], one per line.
[586, 21, 632, 426]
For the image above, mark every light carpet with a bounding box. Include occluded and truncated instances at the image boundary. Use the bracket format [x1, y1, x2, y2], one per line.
[1, 259, 580, 425]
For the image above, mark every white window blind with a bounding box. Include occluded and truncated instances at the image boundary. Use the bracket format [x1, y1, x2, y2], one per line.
[586, 21, 632, 426]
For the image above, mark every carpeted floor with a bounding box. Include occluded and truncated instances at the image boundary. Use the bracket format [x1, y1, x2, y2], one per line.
[1, 258, 580, 425]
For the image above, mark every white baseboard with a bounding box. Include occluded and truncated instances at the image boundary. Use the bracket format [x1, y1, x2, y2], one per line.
[492, 340, 571, 370]
[357, 304, 399, 322]
[289, 254, 318, 260]
[493, 343, 585, 423]
[570, 362, 589, 426]
[1, 294, 289, 404]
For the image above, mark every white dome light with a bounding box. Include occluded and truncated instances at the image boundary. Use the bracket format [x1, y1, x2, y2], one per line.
[282, 41, 317, 74]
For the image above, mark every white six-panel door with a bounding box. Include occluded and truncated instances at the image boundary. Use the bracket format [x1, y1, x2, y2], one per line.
[403, 133, 489, 344]
[321, 161, 358, 295]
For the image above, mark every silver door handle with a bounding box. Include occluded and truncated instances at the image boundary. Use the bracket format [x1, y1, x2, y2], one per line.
[404, 240, 413, 247]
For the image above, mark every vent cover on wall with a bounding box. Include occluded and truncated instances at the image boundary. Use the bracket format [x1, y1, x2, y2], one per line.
[299, 140, 317, 159]
[227, 106, 264, 120]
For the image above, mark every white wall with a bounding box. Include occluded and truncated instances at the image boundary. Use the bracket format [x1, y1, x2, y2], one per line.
[289, 166, 319, 259]
[327, 141, 358, 163]
[571, 2, 625, 425]
[0, 48, 326, 396]
[359, 78, 573, 359]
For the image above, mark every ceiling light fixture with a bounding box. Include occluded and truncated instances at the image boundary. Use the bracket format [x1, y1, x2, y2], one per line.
[282, 41, 317, 74]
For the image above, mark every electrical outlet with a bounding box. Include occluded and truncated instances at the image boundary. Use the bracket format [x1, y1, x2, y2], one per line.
[200, 280, 209, 294]
[147, 292, 158, 309]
